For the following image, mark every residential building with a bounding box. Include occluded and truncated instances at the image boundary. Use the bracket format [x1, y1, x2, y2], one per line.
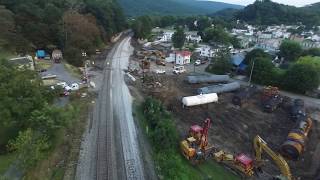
[166, 51, 191, 65]
[156, 31, 174, 42]
[195, 45, 216, 58]
[186, 34, 202, 43]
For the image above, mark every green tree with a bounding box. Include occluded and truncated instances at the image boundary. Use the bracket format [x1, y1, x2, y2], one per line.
[206, 49, 232, 75]
[244, 48, 271, 65]
[132, 16, 153, 39]
[297, 56, 320, 76]
[279, 40, 302, 61]
[247, 57, 275, 85]
[7, 129, 49, 170]
[172, 27, 186, 49]
[282, 63, 320, 93]
[230, 36, 241, 49]
[202, 26, 230, 45]
[0, 5, 15, 50]
[27, 104, 68, 138]
[63, 11, 101, 66]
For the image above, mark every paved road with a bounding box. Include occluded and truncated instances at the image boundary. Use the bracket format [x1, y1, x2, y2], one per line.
[233, 79, 320, 108]
[76, 36, 145, 180]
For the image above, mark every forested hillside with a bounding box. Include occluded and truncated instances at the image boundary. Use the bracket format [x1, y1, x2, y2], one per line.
[235, 0, 320, 26]
[0, 0, 126, 65]
[118, 0, 242, 16]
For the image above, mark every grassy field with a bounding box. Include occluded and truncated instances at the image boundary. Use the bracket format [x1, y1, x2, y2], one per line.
[134, 103, 239, 180]
[0, 51, 15, 60]
[0, 153, 15, 175]
[63, 62, 82, 79]
[34, 59, 53, 70]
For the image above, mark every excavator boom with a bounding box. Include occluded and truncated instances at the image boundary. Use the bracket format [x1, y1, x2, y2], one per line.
[254, 135, 292, 180]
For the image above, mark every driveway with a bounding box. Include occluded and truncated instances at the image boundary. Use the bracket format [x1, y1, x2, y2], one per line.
[41, 63, 80, 84]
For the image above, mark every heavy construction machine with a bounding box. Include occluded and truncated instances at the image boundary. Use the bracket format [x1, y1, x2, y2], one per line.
[212, 135, 292, 179]
[180, 119, 292, 179]
[254, 135, 292, 180]
[180, 118, 214, 164]
[261, 86, 283, 112]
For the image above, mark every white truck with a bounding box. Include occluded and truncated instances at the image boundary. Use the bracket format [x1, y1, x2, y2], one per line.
[173, 66, 186, 74]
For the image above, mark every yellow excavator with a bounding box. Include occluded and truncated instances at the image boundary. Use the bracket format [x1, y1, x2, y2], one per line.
[254, 135, 292, 180]
[181, 119, 292, 180]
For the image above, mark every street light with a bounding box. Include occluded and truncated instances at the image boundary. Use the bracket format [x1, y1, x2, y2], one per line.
[248, 59, 255, 85]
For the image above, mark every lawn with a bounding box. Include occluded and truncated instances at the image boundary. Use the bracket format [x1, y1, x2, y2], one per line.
[0, 51, 15, 60]
[0, 153, 15, 175]
[63, 62, 82, 79]
[34, 59, 53, 70]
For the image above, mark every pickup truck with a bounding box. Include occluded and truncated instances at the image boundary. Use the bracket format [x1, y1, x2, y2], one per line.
[173, 66, 186, 74]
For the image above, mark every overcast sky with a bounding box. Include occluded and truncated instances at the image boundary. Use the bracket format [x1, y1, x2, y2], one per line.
[212, 0, 319, 7]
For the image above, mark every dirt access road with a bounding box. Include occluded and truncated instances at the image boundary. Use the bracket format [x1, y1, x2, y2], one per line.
[75, 36, 145, 180]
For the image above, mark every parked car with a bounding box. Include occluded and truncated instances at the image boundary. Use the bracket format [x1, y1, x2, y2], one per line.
[155, 69, 166, 74]
[173, 66, 186, 74]
[57, 82, 68, 88]
[194, 60, 201, 66]
[70, 83, 80, 91]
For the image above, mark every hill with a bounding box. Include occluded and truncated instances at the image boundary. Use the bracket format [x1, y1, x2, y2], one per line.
[235, 0, 320, 26]
[118, 0, 243, 16]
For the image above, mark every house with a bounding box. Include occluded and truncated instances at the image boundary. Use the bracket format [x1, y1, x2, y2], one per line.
[300, 39, 320, 49]
[156, 31, 174, 42]
[255, 39, 282, 53]
[186, 31, 202, 43]
[195, 45, 215, 58]
[36, 50, 46, 59]
[166, 51, 191, 65]
[231, 53, 246, 73]
[9, 56, 35, 70]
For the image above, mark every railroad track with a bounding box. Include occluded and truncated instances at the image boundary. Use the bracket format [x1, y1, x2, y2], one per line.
[76, 36, 144, 180]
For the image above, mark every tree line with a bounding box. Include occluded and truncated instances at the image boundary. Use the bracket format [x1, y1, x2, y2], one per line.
[0, 59, 80, 172]
[0, 0, 126, 66]
[131, 15, 240, 48]
[236, 0, 320, 27]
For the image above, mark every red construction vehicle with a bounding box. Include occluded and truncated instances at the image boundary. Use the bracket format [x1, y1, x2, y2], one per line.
[180, 118, 214, 163]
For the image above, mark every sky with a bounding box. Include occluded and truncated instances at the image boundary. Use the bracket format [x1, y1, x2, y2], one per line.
[211, 0, 319, 7]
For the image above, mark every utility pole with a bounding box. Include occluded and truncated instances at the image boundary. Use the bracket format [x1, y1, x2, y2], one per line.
[248, 59, 255, 85]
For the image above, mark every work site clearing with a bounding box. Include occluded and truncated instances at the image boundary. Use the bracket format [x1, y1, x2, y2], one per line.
[128, 50, 320, 179]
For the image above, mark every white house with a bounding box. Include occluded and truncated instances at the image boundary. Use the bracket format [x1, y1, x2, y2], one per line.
[195, 45, 215, 58]
[166, 51, 191, 65]
[157, 31, 174, 42]
[186, 34, 202, 43]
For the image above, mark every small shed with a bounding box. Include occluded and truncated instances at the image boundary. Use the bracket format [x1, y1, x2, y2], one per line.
[36, 50, 46, 59]
[232, 53, 246, 73]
